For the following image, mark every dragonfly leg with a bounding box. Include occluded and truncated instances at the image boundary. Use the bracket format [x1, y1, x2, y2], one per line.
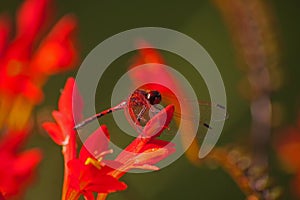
[136, 105, 147, 123]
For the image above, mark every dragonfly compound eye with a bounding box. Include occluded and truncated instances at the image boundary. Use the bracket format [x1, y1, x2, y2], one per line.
[146, 90, 162, 105]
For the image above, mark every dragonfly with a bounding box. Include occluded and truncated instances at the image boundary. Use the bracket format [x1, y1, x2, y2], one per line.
[74, 89, 228, 131]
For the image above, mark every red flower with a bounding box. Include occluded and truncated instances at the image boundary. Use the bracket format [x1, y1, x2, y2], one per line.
[106, 104, 175, 183]
[0, 130, 42, 198]
[43, 77, 176, 200]
[43, 78, 125, 200]
[30, 15, 78, 75]
[128, 43, 202, 165]
[0, 0, 78, 198]
[115, 104, 175, 162]
[0, 0, 78, 105]
[67, 159, 127, 200]
[65, 109, 175, 199]
[43, 78, 82, 146]
[129, 42, 179, 101]
[43, 77, 83, 199]
[66, 126, 127, 200]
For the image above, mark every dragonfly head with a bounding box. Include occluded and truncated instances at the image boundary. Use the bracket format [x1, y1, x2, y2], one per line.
[146, 90, 162, 105]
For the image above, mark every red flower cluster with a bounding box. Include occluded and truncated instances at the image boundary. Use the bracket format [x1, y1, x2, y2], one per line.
[0, 0, 77, 105]
[43, 78, 175, 200]
[0, 0, 77, 131]
[0, 0, 78, 198]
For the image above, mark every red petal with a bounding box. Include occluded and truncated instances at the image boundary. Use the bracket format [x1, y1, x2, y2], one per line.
[100, 161, 123, 174]
[30, 15, 77, 74]
[82, 192, 95, 200]
[42, 78, 81, 146]
[115, 106, 174, 164]
[67, 159, 82, 178]
[0, 192, 5, 200]
[137, 139, 176, 165]
[42, 122, 65, 145]
[143, 104, 174, 138]
[22, 80, 44, 104]
[80, 165, 127, 193]
[67, 159, 82, 191]
[52, 110, 73, 137]
[129, 45, 177, 91]
[140, 139, 174, 152]
[16, 0, 49, 41]
[0, 130, 29, 152]
[58, 78, 75, 121]
[130, 41, 164, 68]
[13, 148, 42, 175]
[79, 125, 110, 161]
[84, 175, 127, 193]
[45, 14, 77, 43]
[67, 159, 127, 194]
[71, 79, 83, 123]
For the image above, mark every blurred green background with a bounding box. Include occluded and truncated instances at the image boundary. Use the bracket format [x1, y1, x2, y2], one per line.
[1, 0, 300, 199]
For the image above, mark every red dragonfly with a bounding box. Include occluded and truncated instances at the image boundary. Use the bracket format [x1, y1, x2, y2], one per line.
[74, 89, 228, 131]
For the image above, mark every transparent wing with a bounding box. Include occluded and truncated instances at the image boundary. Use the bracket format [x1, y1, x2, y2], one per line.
[150, 101, 228, 130]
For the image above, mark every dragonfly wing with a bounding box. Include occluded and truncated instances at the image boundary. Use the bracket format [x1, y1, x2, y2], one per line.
[198, 101, 229, 122]
[165, 101, 228, 130]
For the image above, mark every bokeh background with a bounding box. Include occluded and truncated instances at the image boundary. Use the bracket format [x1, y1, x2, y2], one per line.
[1, 0, 300, 199]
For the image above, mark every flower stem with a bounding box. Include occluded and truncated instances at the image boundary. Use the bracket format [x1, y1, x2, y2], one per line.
[61, 130, 77, 200]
